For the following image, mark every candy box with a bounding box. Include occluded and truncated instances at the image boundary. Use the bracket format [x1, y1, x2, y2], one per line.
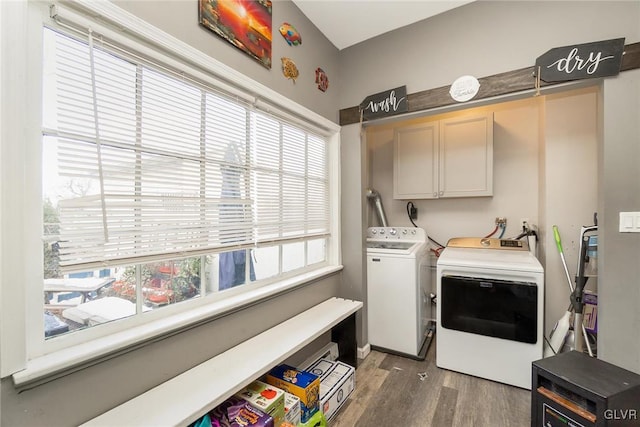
[266, 364, 320, 423]
[236, 380, 285, 427]
[307, 358, 355, 421]
[284, 392, 301, 426]
[209, 396, 274, 427]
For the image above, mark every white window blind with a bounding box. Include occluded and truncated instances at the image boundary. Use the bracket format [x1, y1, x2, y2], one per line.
[43, 27, 329, 273]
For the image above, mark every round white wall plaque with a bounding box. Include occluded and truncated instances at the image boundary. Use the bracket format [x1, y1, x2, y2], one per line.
[449, 75, 480, 102]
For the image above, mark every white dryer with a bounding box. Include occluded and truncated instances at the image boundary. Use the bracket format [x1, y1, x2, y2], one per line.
[366, 227, 432, 359]
[436, 237, 544, 389]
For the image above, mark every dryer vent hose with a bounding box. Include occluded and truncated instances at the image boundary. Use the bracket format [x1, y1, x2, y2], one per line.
[366, 188, 389, 227]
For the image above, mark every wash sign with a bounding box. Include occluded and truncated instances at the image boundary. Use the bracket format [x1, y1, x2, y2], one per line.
[360, 86, 407, 120]
[535, 38, 625, 82]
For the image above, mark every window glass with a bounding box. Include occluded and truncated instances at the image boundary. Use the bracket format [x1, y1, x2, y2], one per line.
[139, 258, 202, 307]
[282, 242, 305, 273]
[252, 246, 279, 281]
[307, 239, 326, 266]
[44, 266, 133, 338]
[40, 26, 331, 341]
[217, 249, 254, 291]
[43, 256, 204, 339]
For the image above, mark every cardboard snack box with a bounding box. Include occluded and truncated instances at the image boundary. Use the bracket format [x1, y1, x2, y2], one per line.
[307, 358, 355, 421]
[236, 380, 285, 427]
[266, 364, 320, 423]
[307, 359, 334, 378]
[284, 392, 301, 426]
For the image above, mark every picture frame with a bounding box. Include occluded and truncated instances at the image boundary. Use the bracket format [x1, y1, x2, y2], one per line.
[198, 0, 273, 69]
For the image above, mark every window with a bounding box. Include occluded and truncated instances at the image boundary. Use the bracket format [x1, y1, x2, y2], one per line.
[40, 26, 332, 340]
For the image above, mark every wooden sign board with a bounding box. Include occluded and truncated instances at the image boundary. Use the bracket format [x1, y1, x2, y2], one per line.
[360, 86, 407, 120]
[536, 38, 625, 83]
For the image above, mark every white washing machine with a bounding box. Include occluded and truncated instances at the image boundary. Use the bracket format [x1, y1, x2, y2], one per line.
[366, 227, 432, 359]
[436, 237, 544, 389]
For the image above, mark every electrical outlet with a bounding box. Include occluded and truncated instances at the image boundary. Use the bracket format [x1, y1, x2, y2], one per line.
[495, 217, 507, 226]
[410, 206, 418, 220]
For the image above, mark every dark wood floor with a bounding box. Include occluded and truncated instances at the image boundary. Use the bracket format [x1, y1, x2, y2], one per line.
[331, 340, 531, 427]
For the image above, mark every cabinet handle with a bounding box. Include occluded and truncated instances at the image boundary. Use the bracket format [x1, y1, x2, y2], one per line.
[439, 191, 444, 196]
[433, 192, 438, 197]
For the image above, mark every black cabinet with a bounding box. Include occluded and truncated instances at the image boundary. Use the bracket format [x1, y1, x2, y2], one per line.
[531, 351, 640, 426]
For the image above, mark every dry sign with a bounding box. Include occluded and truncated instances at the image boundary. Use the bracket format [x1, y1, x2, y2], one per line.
[535, 38, 625, 83]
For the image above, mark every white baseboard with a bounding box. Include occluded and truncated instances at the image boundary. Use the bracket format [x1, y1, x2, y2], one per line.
[357, 343, 371, 360]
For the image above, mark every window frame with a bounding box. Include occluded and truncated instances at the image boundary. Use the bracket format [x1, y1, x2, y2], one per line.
[1, 1, 341, 384]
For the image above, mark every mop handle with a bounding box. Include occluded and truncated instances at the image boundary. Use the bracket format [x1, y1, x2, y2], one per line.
[553, 225, 563, 254]
[553, 225, 575, 292]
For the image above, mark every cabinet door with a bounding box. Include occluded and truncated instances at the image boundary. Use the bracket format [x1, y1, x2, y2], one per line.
[439, 112, 493, 198]
[393, 122, 439, 199]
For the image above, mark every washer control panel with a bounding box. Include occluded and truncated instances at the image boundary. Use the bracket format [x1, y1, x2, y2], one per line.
[367, 227, 426, 241]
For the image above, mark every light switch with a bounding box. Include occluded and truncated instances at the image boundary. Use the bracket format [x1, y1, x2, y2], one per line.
[619, 212, 640, 232]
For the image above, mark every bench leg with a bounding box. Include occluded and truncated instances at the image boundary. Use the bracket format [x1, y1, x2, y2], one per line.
[332, 312, 357, 368]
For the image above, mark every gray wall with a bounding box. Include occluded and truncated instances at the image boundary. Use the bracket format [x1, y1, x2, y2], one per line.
[339, 124, 368, 348]
[541, 87, 599, 344]
[599, 68, 640, 372]
[336, 1, 639, 110]
[338, 0, 640, 372]
[115, 0, 341, 123]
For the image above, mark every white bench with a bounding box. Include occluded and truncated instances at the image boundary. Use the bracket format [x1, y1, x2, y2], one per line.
[81, 297, 362, 427]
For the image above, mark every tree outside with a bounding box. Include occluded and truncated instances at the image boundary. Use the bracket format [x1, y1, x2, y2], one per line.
[106, 258, 201, 306]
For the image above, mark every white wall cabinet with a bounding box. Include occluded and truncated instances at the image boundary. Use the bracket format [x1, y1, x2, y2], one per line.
[393, 121, 439, 199]
[393, 112, 493, 199]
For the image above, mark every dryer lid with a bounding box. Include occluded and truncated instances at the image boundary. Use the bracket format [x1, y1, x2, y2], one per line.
[437, 246, 543, 273]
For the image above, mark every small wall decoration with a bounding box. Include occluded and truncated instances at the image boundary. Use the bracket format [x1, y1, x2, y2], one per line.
[449, 75, 480, 102]
[198, 0, 273, 69]
[279, 22, 302, 46]
[315, 68, 329, 92]
[535, 38, 625, 82]
[360, 86, 407, 120]
[281, 57, 299, 83]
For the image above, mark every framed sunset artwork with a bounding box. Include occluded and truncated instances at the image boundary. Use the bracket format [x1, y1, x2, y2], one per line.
[199, 0, 273, 69]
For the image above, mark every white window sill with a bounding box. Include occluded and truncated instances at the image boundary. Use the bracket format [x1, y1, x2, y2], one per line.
[12, 265, 342, 388]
